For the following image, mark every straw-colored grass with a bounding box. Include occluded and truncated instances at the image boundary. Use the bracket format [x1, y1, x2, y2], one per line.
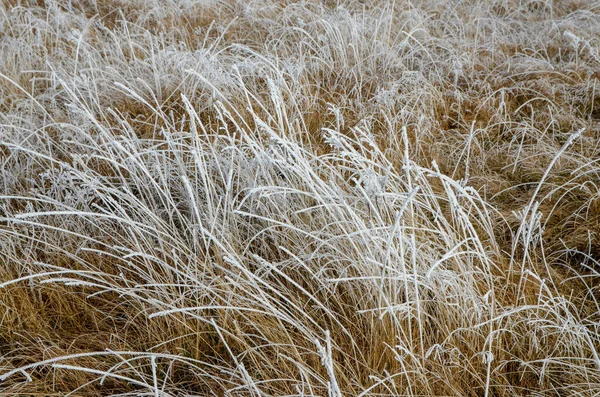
[2, 0, 600, 395]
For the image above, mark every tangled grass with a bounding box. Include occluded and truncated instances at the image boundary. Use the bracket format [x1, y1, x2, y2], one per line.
[2, 0, 600, 395]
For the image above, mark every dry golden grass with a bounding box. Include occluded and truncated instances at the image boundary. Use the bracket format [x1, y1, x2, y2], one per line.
[2, 0, 600, 395]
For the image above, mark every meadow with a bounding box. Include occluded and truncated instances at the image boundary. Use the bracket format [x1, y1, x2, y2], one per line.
[2, 0, 600, 395]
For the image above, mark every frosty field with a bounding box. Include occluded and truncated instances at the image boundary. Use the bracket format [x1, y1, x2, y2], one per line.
[2, 0, 600, 395]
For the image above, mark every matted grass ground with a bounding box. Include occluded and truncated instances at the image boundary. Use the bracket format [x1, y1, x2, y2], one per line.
[2, 0, 600, 395]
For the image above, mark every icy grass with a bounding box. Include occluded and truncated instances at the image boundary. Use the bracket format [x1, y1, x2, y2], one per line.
[2, 0, 600, 395]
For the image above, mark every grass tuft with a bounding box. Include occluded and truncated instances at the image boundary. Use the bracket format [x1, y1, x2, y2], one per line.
[2, 0, 600, 395]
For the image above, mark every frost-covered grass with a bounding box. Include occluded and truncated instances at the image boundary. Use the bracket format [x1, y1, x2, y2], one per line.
[2, 0, 600, 395]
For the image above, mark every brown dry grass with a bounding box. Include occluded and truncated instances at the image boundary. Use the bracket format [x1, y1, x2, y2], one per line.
[2, 0, 600, 396]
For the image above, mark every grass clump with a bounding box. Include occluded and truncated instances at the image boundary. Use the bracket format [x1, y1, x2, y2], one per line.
[2, 0, 600, 395]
